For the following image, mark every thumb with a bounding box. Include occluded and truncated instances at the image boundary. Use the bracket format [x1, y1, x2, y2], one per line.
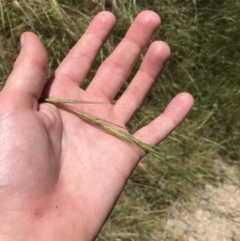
[2, 32, 48, 108]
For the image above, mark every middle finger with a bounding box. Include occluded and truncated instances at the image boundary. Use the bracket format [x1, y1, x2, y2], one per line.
[86, 10, 161, 101]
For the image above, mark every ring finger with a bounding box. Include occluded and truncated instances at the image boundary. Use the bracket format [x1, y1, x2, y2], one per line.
[115, 41, 171, 124]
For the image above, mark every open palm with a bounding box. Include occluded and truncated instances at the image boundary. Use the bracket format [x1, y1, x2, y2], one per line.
[0, 11, 193, 241]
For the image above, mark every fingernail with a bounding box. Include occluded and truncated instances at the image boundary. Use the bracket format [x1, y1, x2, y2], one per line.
[20, 34, 25, 46]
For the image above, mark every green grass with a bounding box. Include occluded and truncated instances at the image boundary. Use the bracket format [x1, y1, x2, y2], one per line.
[1, 0, 240, 240]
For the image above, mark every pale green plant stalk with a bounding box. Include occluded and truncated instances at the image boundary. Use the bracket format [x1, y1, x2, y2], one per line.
[45, 98, 196, 186]
[45, 98, 110, 105]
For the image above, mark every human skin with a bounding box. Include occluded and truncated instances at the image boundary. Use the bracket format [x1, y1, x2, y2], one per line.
[0, 10, 194, 241]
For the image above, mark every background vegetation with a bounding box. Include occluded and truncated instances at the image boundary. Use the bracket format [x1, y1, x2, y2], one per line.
[0, 0, 239, 240]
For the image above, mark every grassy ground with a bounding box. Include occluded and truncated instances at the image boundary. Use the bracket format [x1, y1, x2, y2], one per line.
[0, 0, 240, 240]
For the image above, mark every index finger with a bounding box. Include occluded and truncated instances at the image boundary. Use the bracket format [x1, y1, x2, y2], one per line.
[52, 11, 116, 87]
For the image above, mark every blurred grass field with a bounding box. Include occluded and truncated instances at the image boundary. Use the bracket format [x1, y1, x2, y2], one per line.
[0, 0, 240, 240]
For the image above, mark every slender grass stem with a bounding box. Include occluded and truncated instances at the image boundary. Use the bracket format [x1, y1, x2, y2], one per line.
[45, 98, 196, 187]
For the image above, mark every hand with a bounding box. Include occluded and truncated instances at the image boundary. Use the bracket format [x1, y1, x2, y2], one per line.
[0, 11, 193, 241]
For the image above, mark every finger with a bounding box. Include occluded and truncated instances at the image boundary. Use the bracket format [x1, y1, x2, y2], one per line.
[86, 10, 161, 101]
[133, 93, 194, 145]
[115, 41, 170, 123]
[3, 32, 48, 107]
[52, 11, 116, 87]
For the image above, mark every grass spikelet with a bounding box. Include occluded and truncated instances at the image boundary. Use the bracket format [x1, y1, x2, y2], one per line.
[45, 97, 196, 187]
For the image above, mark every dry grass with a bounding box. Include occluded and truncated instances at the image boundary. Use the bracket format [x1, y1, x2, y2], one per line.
[0, 0, 240, 240]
